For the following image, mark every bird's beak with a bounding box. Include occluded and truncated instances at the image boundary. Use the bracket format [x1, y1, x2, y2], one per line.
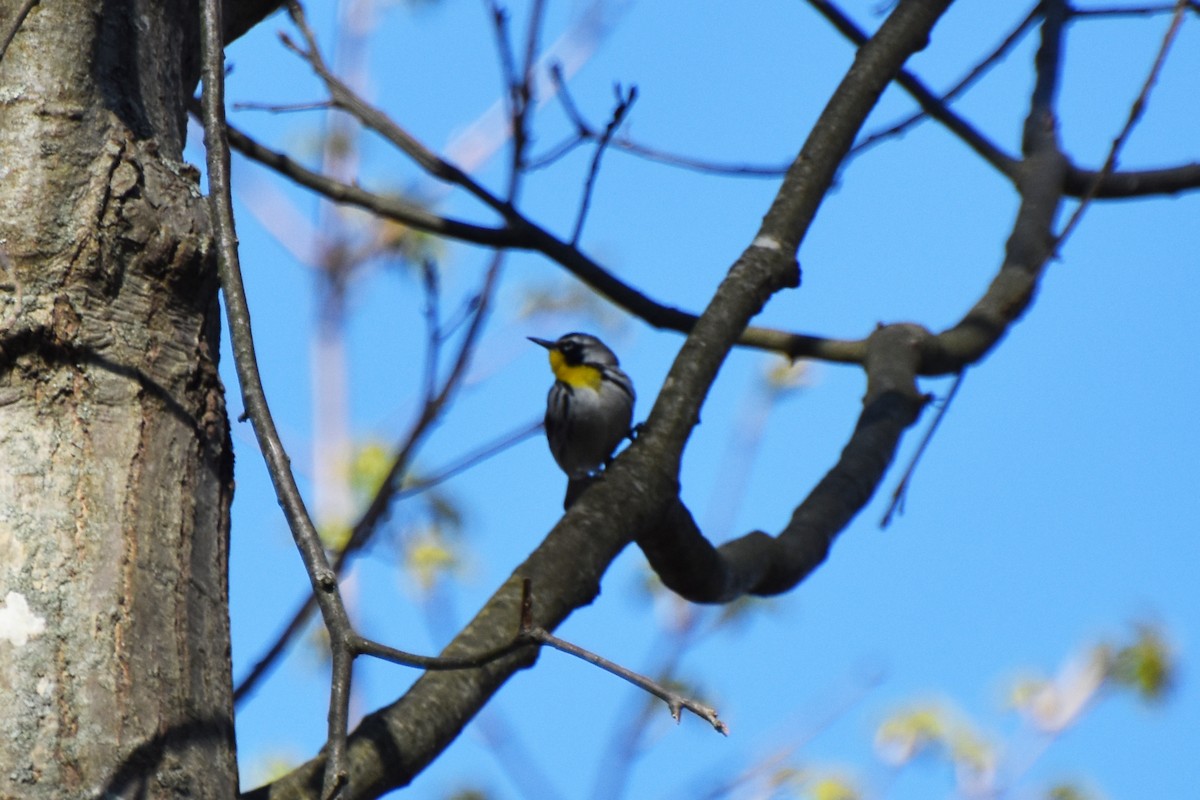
[528, 337, 555, 350]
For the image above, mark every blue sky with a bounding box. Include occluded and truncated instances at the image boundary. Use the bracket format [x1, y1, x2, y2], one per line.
[203, 2, 1200, 798]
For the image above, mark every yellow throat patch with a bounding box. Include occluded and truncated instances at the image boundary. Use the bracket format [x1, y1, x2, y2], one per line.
[549, 349, 603, 390]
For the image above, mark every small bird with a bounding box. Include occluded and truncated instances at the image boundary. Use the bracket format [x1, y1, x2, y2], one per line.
[529, 332, 635, 479]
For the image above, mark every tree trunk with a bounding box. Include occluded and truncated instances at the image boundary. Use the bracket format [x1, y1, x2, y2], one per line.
[0, 0, 236, 797]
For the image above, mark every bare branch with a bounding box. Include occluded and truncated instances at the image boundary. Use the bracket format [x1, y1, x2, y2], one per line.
[538, 63, 791, 177]
[419, 259, 441, 406]
[815, 0, 1200, 200]
[512, 0, 548, 183]
[635, 0, 1070, 604]
[352, 633, 528, 672]
[223, 0, 284, 45]
[571, 83, 637, 244]
[233, 99, 333, 113]
[523, 624, 729, 735]
[1056, 0, 1190, 248]
[216, 105, 870, 365]
[849, 3, 1040, 160]
[198, 0, 356, 795]
[485, 2, 520, 120]
[806, 0, 1020, 179]
[1064, 161, 1200, 197]
[636, 325, 929, 602]
[1070, 1, 1200, 18]
[218, 114, 520, 247]
[283, 0, 512, 217]
[881, 371, 963, 528]
[609, 135, 793, 177]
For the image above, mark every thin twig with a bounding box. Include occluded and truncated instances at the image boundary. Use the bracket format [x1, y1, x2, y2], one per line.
[571, 84, 637, 244]
[526, 131, 588, 171]
[549, 61, 589, 132]
[485, 2, 521, 145]
[1054, 0, 1189, 250]
[353, 632, 528, 670]
[542, 63, 789, 178]
[513, 580, 727, 734]
[1071, 2, 1200, 18]
[216, 113, 519, 247]
[513, 0, 548, 183]
[880, 372, 962, 528]
[393, 418, 543, 502]
[523, 623, 729, 734]
[198, 0, 356, 795]
[283, 0, 512, 218]
[591, 603, 713, 800]
[849, 3, 1040, 159]
[437, 290, 484, 343]
[609, 135, 791, 177]
[233, 99, 334, 113]
[807, 0, 1019, 178]
[0, 0, 38, 63]
[420, 259, 441, 406]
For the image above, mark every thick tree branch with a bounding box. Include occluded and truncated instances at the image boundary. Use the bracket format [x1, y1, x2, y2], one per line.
[223, 0, 283, 45]
[634, 0, 1069, 604]
[636, 324, 928, 602]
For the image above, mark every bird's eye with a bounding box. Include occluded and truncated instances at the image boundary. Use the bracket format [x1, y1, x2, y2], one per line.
[559, 341, 582, 363]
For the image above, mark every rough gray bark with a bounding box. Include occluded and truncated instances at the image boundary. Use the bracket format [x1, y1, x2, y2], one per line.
[0, 0, 235, 797]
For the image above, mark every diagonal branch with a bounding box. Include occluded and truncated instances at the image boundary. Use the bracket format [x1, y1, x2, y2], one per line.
[571, 83, 637, 244]
[223, 0, 283, 45]
[283, 0, 511, 218]
[848, 2, 1041, 160]
[525, 623, 728, 734]
[634, 0, 1070, 604]
[806, 0, 1019, 178]
[217, 110, 521, 248]
[217, 109, 871, 364]
[1056, 0, 1190, 246]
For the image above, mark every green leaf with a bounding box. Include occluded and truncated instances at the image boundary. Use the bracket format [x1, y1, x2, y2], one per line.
[1106, 624, 1174, 702]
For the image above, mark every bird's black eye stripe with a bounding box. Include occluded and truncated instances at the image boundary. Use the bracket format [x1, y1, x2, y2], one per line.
[559, 340, 583, 364]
